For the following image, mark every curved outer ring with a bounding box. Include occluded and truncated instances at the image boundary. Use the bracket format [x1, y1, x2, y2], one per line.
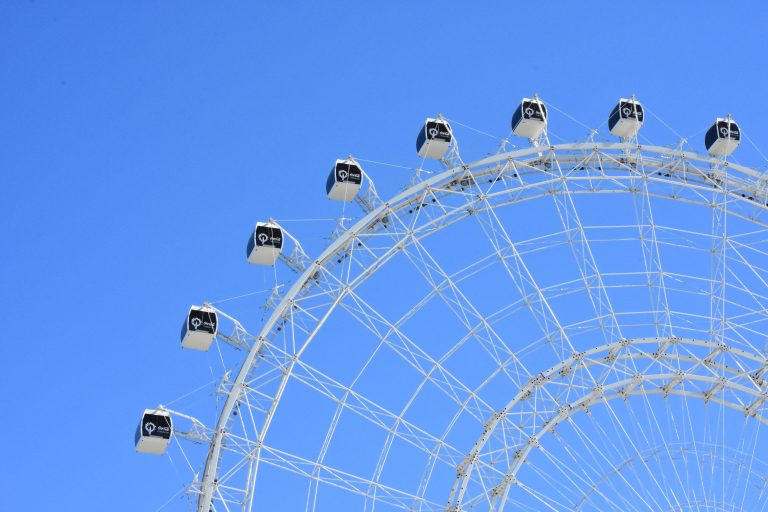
[450, 337, 768, 510]
[197, 142, 768, 511]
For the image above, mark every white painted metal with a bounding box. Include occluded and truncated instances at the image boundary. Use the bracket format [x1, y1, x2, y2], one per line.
[148, 142, 768, 512]
[448, 336, 768, 511]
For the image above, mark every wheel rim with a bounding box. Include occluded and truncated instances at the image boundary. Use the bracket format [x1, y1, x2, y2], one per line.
[180, 143, 768, 511]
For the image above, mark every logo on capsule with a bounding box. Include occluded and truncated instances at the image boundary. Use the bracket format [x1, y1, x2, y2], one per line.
[257, 233, 269, 244]
[338, 169, 349, 181]
[190, 317, 202, 329]
[144, 422, 156, 435]
[525, 107, 535, 117]
[622, 107, 631, 117]
[428, 127, 439, 138]
[720, 126, 729, 136]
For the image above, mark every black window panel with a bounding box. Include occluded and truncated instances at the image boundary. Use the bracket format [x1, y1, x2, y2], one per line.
[187, 308, 217, 334]
[729, 122, 741, 140]
[522, 101, 546, 121]
[511, 105, 523, 130]
[425, 121, 452, 142]
[705, 120, 740, 148]
[619, 101, 643, 121]
[180, 316, 188, 342]
[718, 121, 729, 138]
[139, 413, 172, 439]
[705, 123, 720, 149]
[325, 167, 336, 194]
[254, 225, 283, 248]
[713, 120, 740, 141]
[608, 103, 621, 131]
[416, 125, 427, 151]
[246, 232, 256, 257]
[335, 162, 362, 184]
[634, 104, 644, 121]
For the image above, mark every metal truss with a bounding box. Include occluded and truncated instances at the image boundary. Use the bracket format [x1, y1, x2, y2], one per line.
[152, 142, 768, 512]
[448, 337, 768, 511]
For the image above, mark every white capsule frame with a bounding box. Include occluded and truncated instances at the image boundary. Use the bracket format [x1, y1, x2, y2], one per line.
[135, 409, 173, 455]
[180, 305, 218, 351]
[705, 117, 741, 157]
[511, 98, 547, 139]
[416, 118, 452, 159]
[247, 222, 283, 266]
[608, 98, 644, 139]
[326, 159, 363, 201]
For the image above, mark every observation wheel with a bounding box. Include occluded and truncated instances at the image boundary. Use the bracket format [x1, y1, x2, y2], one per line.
[137, 96, 768, 512]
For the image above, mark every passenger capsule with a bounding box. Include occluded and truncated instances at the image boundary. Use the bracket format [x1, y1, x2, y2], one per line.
[416, 117, 452, 159]
[326, 158, 363, 201]
[246, 222, 283, 266]
[608, 97, 644, 139]
[705, 116, 740, 157]
[180, 305, 218, 351]
[135, 409, 172, 455]
[511, 97, 547, 139]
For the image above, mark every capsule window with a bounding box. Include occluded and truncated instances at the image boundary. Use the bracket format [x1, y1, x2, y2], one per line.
[619, 101, 643, 121]
[141, 413, 172, 439]
[521, 100, 546, 121]
[335, 161, 362, 184]
[188, 308, 216, 334]
[716, 120, 740, 140]
[425, 120, 451, 142]
[254, 225, 283, 248]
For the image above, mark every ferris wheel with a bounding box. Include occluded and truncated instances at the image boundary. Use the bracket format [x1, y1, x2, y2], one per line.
[137, 94, 768, 512]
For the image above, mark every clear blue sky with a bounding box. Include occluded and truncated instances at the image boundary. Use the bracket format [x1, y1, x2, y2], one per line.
[2, 2, 768, 510]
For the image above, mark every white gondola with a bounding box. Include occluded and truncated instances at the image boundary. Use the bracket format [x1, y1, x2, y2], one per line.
[608, 97, 644, 139]
[180, 305, 218, 351]
[246, 222, 283, 265]
[705, 116, 740, 157]
[326, 158, 363, 201]
[416, 117, 452, 159]
[511, 97, 547, 139]
[135, 409, 172, 455]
